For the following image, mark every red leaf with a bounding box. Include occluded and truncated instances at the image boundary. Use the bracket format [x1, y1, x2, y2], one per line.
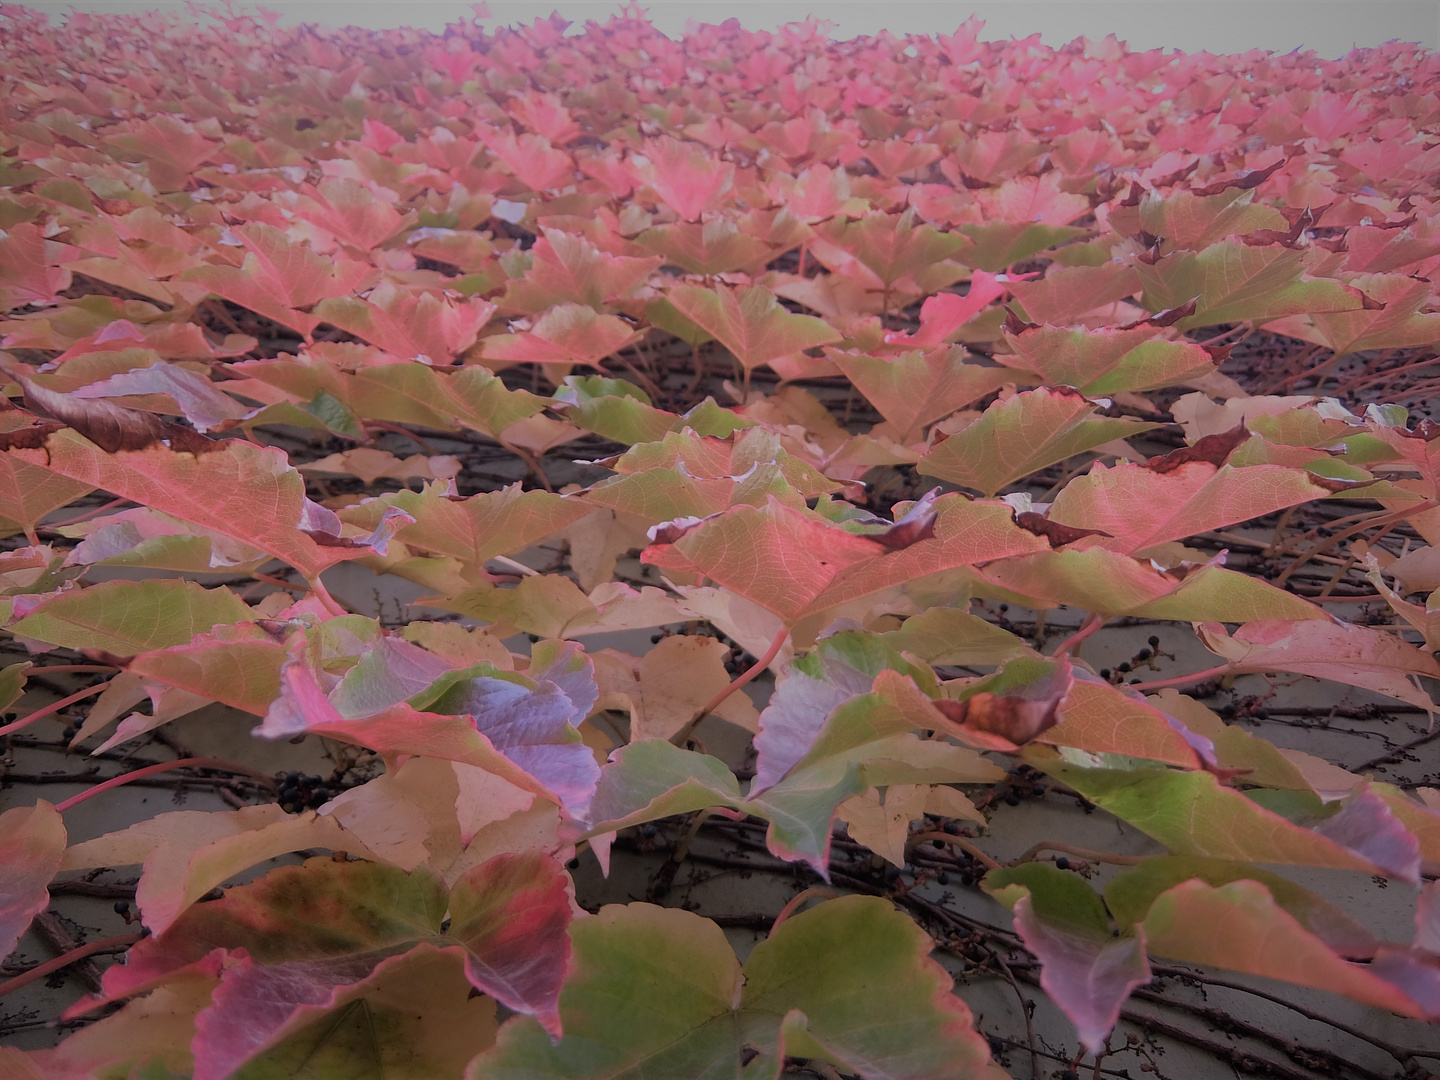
[0, 802, 66, 961]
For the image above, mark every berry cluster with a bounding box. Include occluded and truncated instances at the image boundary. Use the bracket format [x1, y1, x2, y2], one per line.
[275, 772, 333, 814]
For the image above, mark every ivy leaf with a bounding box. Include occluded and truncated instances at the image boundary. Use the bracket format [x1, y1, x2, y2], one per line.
[59, 804, 382, 936]
[467, 897, 992, 1080]
[501, 229, 661, 313]
[1034, 762, 1420, 882]
[1004, 261, 1141, 325]
[180, 223, 375, 336]
[983, 864, 1151, 1055]
[1046, 454, 1356, 556]
[480, 303, 646, 368]
[628, 135, 735, 221]
[973, 547, 1326, 621]
[0, 448, 95, 538]
[127, 623, 286, 716]
[228, 947, 498, 1080]
[918, 388, 1160, 496]
[11, 578, 253, 655]
[104, 854, 570, 1079]
[997, 323, 1218, 395]
[813, 208, 971, 287]
[1196, 619, 1440, 712]
[1139, 879, 1423, 1016]
[642, 497, 890, 624]
[8, 431, 379, 579]
[0, 802, 66, 961]
[666, 283, 842, 374]
[313, 286, 495, 363]
[365, 482, 592, 573]
[827, 347, 1013, 442]
[258, 637, 594, 819]
[1133, 240, 1367, 330]
[1104, 856, 1380, 959]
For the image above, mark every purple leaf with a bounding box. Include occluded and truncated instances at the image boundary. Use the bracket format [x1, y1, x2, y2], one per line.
[1014, 897, 1151, 1056]
[1314, 784, 1421, 885]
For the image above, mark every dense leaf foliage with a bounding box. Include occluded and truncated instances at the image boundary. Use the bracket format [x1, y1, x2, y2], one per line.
[2, 3, 1440, 1077]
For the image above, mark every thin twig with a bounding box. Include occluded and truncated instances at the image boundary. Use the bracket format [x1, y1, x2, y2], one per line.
[53, 757, 278, 813]
[0, 681, 111, 737]
[0, 933, 141, 1000]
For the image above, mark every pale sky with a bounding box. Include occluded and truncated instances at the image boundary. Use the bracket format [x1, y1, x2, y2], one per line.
[18, 1, 1440, 59]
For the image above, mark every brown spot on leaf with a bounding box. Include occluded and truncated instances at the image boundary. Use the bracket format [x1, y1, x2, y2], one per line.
[1013, 511, 1109, 548]
[1398, 419, 1440, 442]
[934, 690, 1063, 750]
[0, 419, 64, 450]
[20, 377, 217, 455]
[1128, 297, 1197, 328]
[1190, 157, 1285, 196]
[1145, 423, 1250, 473]
[1002, 306, 1036, 335]
[1153, 160, 1199, 187]
[870, 489, 940, 550]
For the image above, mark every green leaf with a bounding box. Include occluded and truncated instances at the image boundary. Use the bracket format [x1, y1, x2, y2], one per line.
[467, 897, 991, 1080]
[998, 324, 1217, 395]
[1104, 856, 1379, 958]
[11, 578, 253, 655]
[230, 947, 499, 1080]
[973, 548, 1327, 621]
[109, 853, 572, 1078]
[814, 209, 971, 286]
[918, 387, 1160, 496]
[881, 608, 1034, 667]
[666, 283, 841, 373]
[1139, 879, 1422, 1016]
[1133, 240, 1367, 330]
[954, 222, 1088, 272]
[358, 483, 591, 572]
[827, 348, 1012, 443]
[1033, 762, 1415, 879]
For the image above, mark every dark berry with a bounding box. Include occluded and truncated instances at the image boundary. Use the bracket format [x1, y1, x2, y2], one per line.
[284, 771, 301, 783]
[650, 634, 663, 644]
[936, 872, 950, 885]
[1063, 1071, 1081, 1080]
[1099, 668, 1111, 679]
[1004, 792, 1021, 806]
[310, 787, 331, 805]
[1135, 648, 1152, 661]
[884, 865, 901, 882]
[640, 824, 658, 838]
[1116, 661, 1131, 673]
[943, 821, 961, 834]
[933, 838, 945, 848]
[1218, 703, 1236, 718]
[1148, 635, 1160, 647]
[997, 604, 1008, 613]
[959, 874, 974, 886]
[1033, 785, 1046, 796]
[1055, 856, 1071, 870]
[566, 858, 580, 869]
[113, 900, 130, 916]
[651, 884, 669, 899]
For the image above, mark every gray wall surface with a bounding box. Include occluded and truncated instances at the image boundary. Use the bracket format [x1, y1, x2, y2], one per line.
[16, 1, 1440, 59]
